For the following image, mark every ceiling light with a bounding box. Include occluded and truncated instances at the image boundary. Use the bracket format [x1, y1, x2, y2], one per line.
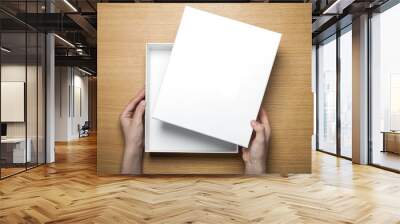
[323, 0, 355, 15]
[76, 48, 85, 55]
[54, 34, 75, 48]
[78, 67, 93, 76]
[63, 0, 78, 12]
[1, 47, 11, 53]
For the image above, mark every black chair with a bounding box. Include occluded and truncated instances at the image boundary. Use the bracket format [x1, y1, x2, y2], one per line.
[79, 121, 90, 138]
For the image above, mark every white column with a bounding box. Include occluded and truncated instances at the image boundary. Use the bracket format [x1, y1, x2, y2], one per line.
[45, 0, 56, 163]
[46, 32, 55, 163]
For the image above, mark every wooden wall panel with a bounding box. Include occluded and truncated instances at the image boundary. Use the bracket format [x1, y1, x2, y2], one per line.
[97, 3, 312, 175]
[88, 77, 97, 132]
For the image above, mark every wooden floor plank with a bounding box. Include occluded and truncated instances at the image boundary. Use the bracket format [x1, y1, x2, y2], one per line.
[1, 135, 400, 223]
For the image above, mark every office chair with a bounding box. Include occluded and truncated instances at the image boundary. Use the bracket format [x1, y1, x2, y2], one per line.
[79, 121, 90, 138]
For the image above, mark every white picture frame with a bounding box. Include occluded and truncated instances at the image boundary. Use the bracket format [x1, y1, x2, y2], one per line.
[1, 81, 25, 122]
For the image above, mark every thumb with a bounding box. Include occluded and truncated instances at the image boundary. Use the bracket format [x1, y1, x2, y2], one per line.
[133, 100, 146, 124]
[241, 147, 250, 162]
[251, 120, 265, 144]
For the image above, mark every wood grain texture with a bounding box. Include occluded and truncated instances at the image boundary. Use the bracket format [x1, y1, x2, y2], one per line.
[88, 77, 97, 132]
[2, 136, 400, 223]
[385, 133, 400, 154]
[97, 3, 312, 174]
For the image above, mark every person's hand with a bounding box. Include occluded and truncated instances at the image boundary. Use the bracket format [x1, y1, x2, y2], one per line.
[242, 108, 271, 175]
[120, 88, 145, 175]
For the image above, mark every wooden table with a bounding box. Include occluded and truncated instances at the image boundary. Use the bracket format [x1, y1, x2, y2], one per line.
[381, 131, 400, 154]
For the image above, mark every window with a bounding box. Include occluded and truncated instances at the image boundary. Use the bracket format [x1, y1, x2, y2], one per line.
[0, 1, 47, 179]
[390, 74, 400, 130]
[317, 36, 337, 154]
[316, 26, 353, 159]
[339, 28, 352, 158]
[370, 3, 400, 171]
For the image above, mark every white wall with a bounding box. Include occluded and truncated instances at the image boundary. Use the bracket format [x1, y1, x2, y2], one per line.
[55, 67, 70, 141]
[54, 67, 89, 141]
[71, 73, 89, 138]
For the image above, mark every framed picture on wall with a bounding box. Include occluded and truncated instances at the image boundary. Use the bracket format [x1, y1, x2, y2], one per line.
[1, 81, 25, 122]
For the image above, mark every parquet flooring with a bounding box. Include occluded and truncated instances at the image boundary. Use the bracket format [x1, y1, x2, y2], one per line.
[1, 167, 26, 178]
[1, 135, 400, 223]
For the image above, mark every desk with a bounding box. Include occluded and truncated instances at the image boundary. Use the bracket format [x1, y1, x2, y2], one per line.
[1, 138, 31, 163]
[382, 131, 400, 154]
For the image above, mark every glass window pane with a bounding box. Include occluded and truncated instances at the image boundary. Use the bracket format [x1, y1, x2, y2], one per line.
[26, 0, 39, 169]
[1, 31, 27, 177]
[27, 31, 38, 169]
[340, 29, 352, 158]
[371, 4, 400, 171]
[318, 36, 337, 154]
[38, 33, 46, 165]
[0, 1, 46, 179]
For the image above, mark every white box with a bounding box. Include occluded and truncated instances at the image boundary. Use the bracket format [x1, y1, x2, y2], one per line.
[145, 43, 238, 153]
[153, 7, 281, 147]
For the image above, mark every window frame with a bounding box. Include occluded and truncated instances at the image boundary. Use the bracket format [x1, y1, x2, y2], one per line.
[367, 0, 400, 173]
[315, 24, 353, 160]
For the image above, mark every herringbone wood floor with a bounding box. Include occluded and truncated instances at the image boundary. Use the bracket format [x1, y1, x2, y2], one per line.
[1, 135, 400, 224]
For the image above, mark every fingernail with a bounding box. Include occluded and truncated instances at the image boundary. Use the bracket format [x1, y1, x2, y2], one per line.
[140, 100, 146, 106]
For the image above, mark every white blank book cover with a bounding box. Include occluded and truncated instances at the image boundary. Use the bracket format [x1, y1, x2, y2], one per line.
[153, 6, 281, 147]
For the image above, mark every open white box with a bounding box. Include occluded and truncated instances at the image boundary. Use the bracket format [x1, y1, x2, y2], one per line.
[152, 7, 281, 148]
[145, 43, 238, 153]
